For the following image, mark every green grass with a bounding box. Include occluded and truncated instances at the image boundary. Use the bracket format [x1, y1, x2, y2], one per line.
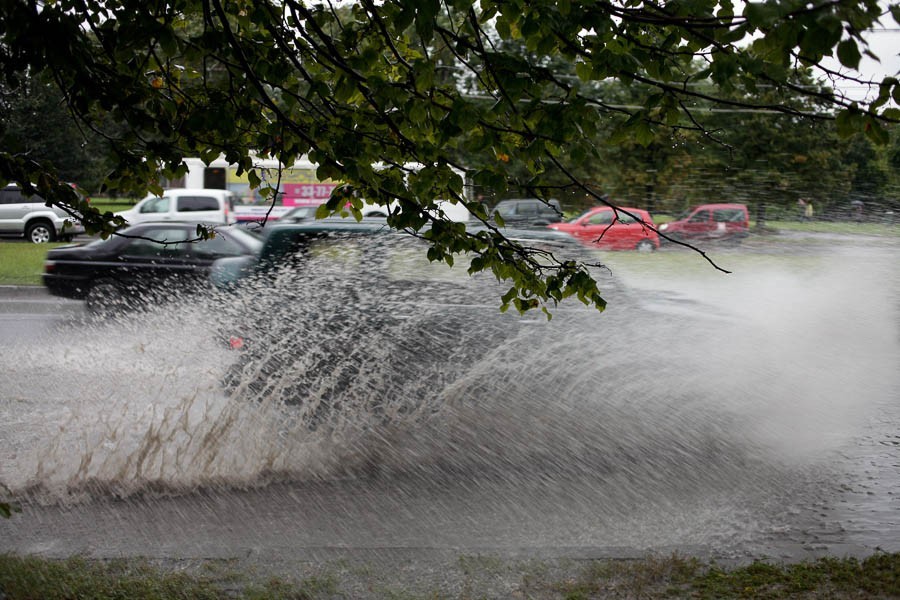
[88, 198, 135, 215]
[0, 555, 340, 600]
[1, 552, 897, 599]
[547, 553, 900, 599]
[761, 219, 900, 237]
[0, 241, 65, 285]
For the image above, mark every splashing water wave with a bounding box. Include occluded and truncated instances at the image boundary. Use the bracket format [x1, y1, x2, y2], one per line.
[1, 237, 896, 537]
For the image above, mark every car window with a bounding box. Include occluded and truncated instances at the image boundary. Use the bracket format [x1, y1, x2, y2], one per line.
[538, 203, 560, 216]
[192, 234, 249, 259]
[688, 210, 710, 223]
[281, 206, 315, 220]
[139, 196, 171, 214]
[516, 202, 538, 215]
[586, 210, 614, 225]
[177, 195, 220, 212]
[495, 203, 517, 218]
[713, 209, 745, 222]
[0, 188, 24, 204]
[224, 227, 264, 252]
[122, 227, 190, 257]
[301, 233, 468, 285]
[1, 187, 45, 204]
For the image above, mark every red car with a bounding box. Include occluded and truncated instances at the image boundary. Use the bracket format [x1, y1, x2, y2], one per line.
[547, 206, 660, 251]
[658, 203, 749, 243]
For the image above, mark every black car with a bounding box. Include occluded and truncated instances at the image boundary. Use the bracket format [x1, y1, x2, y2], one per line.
[213, 218, 595, 435]
[43, 222, 263, 313]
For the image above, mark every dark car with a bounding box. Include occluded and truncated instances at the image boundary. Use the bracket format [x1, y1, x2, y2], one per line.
[43, 222, 263, 313]
[490, 198, 563, 227]
[213, 217, 590, 434]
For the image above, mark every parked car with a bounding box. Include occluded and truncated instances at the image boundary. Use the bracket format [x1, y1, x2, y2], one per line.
[115, 188, 238, 226]
[0, 183, 86, 243]
[547, 206, 660, 251]
[278, 205, 317, 222]
[658, 203, 749, 243]
[43, 222, 263, 313]
[491, 198, 563, 227]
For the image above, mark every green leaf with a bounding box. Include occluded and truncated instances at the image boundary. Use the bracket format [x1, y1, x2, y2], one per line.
[836, 40, 861, 70]
[158, 27, 178, 56]
[575, 61, 593, 82]
[864, 118, 890, 145]
[835, 108, 863, 137]
[315, 203, 331, 219]
[496, 16, 511, 39]
[743, 2, 781, 28]
[634, 120, 655, 146]
[414, 0, 439, 42]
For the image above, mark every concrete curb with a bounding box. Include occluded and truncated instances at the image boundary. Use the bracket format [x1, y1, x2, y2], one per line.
[0, 285, 50, 298]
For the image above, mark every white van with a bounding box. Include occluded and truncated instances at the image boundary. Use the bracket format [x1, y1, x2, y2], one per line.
[360, 198, 472, 222]
[115, 188, 237, 226]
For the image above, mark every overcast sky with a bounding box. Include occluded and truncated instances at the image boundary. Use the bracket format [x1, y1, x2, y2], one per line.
[831, 21, 900, 103]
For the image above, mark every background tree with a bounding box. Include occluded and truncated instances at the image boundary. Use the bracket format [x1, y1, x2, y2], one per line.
[1, 0, 898, 312]
[0, 75, 112, 191]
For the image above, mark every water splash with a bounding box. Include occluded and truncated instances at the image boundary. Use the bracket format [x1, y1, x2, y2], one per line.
[1, 236, 896, 560]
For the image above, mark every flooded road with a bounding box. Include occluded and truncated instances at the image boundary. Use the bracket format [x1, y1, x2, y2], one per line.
[1, 230, 898, 587]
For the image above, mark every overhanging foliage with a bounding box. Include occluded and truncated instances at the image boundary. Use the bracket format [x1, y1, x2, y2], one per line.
[0, 0, 898, 311]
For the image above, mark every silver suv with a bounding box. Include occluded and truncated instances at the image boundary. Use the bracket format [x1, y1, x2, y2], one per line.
[0, 184, 85, 243]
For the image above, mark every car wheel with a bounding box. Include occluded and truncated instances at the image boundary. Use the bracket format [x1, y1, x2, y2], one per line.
[85, 280, 123, 316]
[26, 221, 56, 244]
[635, 240, 656, 253]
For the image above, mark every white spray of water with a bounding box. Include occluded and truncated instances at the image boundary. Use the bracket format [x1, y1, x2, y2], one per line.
[0, 238, 896, 531]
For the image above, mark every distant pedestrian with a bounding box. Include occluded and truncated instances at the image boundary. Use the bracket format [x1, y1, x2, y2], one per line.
[797, 198, 807, 221]
[804, 200, 814, 221]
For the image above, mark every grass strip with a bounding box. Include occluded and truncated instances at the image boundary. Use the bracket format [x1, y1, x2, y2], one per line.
[0, 242, 62, 286]
[551, 553, 900, 599]
[1, 552, 897, 599]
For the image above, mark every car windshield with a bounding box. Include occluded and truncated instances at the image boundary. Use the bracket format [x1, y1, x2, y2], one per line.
[82, 224, 263, 252]
[570, 209, 640, 224]
[569, 209, 597, 223]
[219, 226, 264, 253]
[281, 206, 316, 221]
